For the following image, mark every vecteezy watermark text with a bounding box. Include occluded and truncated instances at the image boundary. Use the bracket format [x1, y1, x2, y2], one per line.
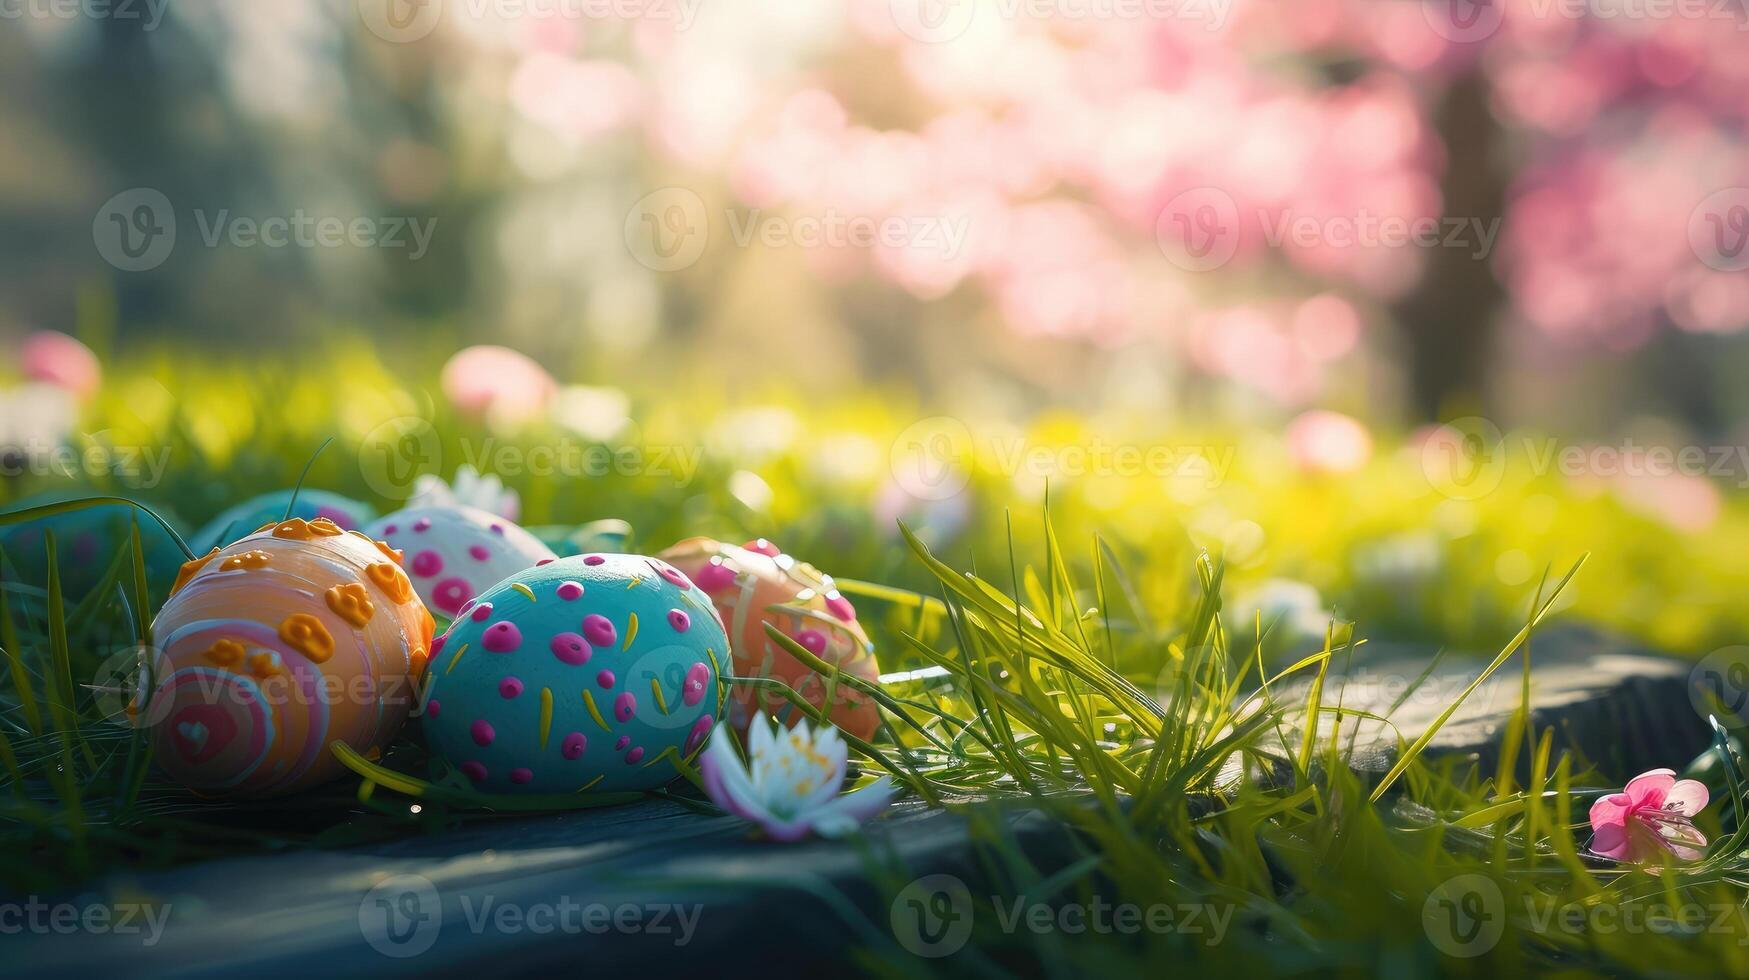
[623, 186, 973, 273]
[0, 898, 171, 946]
[1421, 417, 1749, 499]
[93, 188, 437, 272]
[889, 416, 1235, 501]
[358, 0, 704, 44]
[357, 418, 703, 500]
[0, 438, 173, 488]
[888, 0, 1235, 43]
[358, 874, 701, 958]
[0, 0, 170, 28]
[889, 875, 1233, 957]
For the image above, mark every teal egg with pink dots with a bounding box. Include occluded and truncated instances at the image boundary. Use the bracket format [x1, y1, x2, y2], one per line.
[421, 553, 726, 794]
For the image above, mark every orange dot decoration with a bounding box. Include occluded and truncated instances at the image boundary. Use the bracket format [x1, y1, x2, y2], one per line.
[658, 537, 880, 741]
[144, 519, 434, 798]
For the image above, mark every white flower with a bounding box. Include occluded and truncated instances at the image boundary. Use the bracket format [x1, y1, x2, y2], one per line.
[409, 464, 520, 521]
[700, 716, 895, 841]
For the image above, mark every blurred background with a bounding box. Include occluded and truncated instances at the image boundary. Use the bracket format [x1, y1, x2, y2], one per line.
[3, 0, 1749, 654]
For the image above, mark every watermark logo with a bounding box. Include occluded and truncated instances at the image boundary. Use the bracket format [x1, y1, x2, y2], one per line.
[359, 874, 442, 958]
[889, 0, 978, 42]
[1689, 188, 1749, 273]
[358, 0, 445, 42]
[1421, 416, 1507, 500]
[890, 417, 975, 502]
[1156, 187, 1240, 272]
[94, 190, 437, 271]
[1421, 0, 1507, 42]
[624, 187, 711, 272]
[1692, 647, 1749, 727]
[891, 874, 975, 957]
[89, 645, 169, 730]
[1423, 874, 1505, 958]
[359, 416, 442, 500]
[94, 188, 176, 272]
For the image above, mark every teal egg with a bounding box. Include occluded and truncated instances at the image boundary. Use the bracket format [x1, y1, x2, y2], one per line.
[422, 553, 725, 794]
[191, 489, 375, 553]
[0, 490, 187, 600]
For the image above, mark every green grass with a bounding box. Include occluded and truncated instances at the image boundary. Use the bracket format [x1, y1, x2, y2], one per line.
[3, 350, 1749, 974]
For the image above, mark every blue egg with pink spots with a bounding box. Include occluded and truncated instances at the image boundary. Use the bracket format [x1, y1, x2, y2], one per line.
[421, 553, 726, 794]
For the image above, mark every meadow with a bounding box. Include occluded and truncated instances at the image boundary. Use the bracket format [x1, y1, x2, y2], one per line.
[4, 344, 1749, 975]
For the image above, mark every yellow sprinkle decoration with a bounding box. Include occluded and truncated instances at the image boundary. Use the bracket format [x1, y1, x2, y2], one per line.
[623, 611, 639, 650]
[577, 774, 605, 792]
[650, 677, 669, 715]
[539, 687, 554, 749]
[705, 645, 722, 676]
[444, 642, 470, 675]
[626, 576, 642, 589]
[582, 689, 610, 731]
[510, 582, 537, 602]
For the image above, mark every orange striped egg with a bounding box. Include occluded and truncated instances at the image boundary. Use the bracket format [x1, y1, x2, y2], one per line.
[144, 517, 434, 798]
[658, 537, 880, 741]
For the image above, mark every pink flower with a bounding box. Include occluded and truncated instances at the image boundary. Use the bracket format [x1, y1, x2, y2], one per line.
[1588, 768, 1709, 866]
[20, 331, 100, 400]
[440, 345, 556, 428]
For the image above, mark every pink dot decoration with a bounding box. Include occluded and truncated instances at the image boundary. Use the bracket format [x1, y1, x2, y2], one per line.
[470, 602, 495, 622]
[695, 562, 737, 592]
[549, 632, 590, 666]
[561, 732, 587, 759]
[556, 581, 584, 601]
[499, 676, 524, 699]
[793, 629, 828, 656]
[743, 538, 780, 557]
[614, 692, 636, 722]
[655, 564, 691, 589]
[411, 550, 444, 577]
[470, 720, 495, 746]
[468, 545, 491, 561]
[667, 609, 691, 633]
[461, 761, 488, 782]
[384, 523, 398, 535]
[824, 593, 857, 622]
[536, 557, 554, 566]
[615, 735, 630, 750]
[483, 621, 523, 653]
[682, 663, 711, 707]
[432, 578, 472, 615]
[583, 555, 605, 566]
[490, 523, 505, 535]
[509, 767, 533, 784]
[426, 699, 441, 718]
[596, 669, 616, 689]
[684, 715, 713, 755]
[413, 517, 432, 532]
[625, 747, 645, 764]
[582, 614, 617, 648]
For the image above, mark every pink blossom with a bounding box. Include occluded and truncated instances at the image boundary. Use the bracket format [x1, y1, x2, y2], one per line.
[1588, 768, 1709, 866]
[19, 331, 100, 400]
[1285, 410, 1372, 474]
[440, 345, 556, 428]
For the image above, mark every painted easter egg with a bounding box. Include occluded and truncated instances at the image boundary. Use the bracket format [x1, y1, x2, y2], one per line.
[421, 553, 725, 794]
[144, 517, 434, 797]
[364, 505, 556, 621]
[0, 490, 186, 602]
[659, 537, 880, 741]
[191, 488, 375, 553]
